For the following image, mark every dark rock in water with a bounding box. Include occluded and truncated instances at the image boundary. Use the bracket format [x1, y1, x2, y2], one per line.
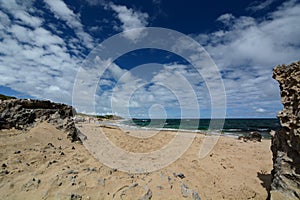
[0, 98, 82, 143]
[271, 61, 300, 199]
[249, 132, 262, 142]
[238, 131, 262, 142]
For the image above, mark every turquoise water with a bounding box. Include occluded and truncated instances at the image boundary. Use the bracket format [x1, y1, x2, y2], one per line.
[123, 118, 281, 139]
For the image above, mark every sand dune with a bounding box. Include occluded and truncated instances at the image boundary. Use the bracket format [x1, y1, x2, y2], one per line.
[0, 122, 272, 199]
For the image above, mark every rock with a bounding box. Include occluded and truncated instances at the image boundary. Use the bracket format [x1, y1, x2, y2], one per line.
[174, 172, 185, 179]
[249, 131, 262, 142]
[1, 170, 9, 175]
[271, 61, 300, 199]
[70, 193, 82, 200]
[181, 183, 201, 199]
[67, 170, 78, 174]
[181, 183, 193, 198]
[192, 191, 201, 200]
[0, 98, 81, 143]
[138, 188, 152, 200]
[238, 132, 262, 142]
[156, 185, 164, 190]
[98, 178, 106, 186]
[47, 143, 55, 148]
[14, 150, 21, 154]
[47, 160, 58, 167]
[21, 178, 41, 191]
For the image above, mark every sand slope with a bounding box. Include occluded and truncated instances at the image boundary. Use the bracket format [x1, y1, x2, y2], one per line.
[0, 122, 272, 199]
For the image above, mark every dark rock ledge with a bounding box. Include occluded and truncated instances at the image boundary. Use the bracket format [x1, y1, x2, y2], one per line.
[0, 98, 82, 143]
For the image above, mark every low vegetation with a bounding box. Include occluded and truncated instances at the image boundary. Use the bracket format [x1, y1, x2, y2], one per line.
[0, 94, 16, 100]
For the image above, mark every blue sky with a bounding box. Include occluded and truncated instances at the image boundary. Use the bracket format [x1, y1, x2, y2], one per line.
[0, 0, 300, 118]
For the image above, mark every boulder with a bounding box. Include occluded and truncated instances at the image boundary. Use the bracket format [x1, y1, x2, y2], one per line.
[271, 61, 300, 199]
[238, 131, 262, 142]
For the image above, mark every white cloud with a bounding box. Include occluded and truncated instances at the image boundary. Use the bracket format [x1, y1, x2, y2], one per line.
[110, 3, 149, 41]
[0, 1, 43, 28]
[0, 0, 88, 105]
[14, 11, 43, 27]
[202, 0, 300, 68]
[216, 13, 235, 26]
[192, 0, 300, 117]
[247, 0, 277, 12]
[0, 11, 11, 28]
[91, 62, 210, 118]
[44, 0, 94, 49]
[256, 108, 267, 113]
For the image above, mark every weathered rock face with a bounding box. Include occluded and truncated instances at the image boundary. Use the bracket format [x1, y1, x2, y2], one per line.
[0, 98, 81, 142]
[271, 61, 300, 199]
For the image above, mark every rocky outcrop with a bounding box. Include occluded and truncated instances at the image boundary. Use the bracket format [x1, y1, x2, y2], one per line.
[271, 61, 300, 199]
[0, 98, 82, 142]
[238, 131, 262, 142]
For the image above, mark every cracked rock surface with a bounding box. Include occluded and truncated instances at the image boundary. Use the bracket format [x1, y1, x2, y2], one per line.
[271, 61, 300, 199]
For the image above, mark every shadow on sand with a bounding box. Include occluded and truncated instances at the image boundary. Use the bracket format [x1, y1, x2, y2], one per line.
[257, 171, 272, 200]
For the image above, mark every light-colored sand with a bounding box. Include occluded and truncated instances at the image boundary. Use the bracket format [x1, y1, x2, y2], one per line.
[0, 122, 272, 199]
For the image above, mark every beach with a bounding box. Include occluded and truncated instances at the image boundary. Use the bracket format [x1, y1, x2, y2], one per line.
[0, 121, 272, 199]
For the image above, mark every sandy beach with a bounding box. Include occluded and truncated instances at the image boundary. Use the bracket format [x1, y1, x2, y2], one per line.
[0, 122, 272, 199]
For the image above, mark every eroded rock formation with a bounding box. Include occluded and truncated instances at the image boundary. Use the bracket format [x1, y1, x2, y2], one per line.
[271, 61, 300, 199]
[0, 98, 82, 142]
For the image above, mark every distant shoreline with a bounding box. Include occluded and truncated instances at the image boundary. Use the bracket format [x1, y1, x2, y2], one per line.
[78, 118, 278, 139]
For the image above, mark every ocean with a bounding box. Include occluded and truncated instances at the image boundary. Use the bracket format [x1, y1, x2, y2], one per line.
[122, 118, 281, 139]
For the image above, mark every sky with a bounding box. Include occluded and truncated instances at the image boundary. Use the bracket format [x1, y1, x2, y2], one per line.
[0, 0, 300, 118]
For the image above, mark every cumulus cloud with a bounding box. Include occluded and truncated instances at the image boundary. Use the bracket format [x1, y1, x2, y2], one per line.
[110, 3, 149, 41]
[44, 0, 94, 49]
[193, 0, 300, 117]
[91, 62, 211, 118]
[216, 13, 235, 26]
[0, 0, 94, 105]
[200, 0, 300, 68]
[0, 0, 43, 28]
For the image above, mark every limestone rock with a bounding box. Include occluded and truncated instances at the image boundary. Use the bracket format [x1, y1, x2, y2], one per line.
[238, 131, 262, 142]
[0, 98, 81, 142]
[271, 61, 300, 199]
